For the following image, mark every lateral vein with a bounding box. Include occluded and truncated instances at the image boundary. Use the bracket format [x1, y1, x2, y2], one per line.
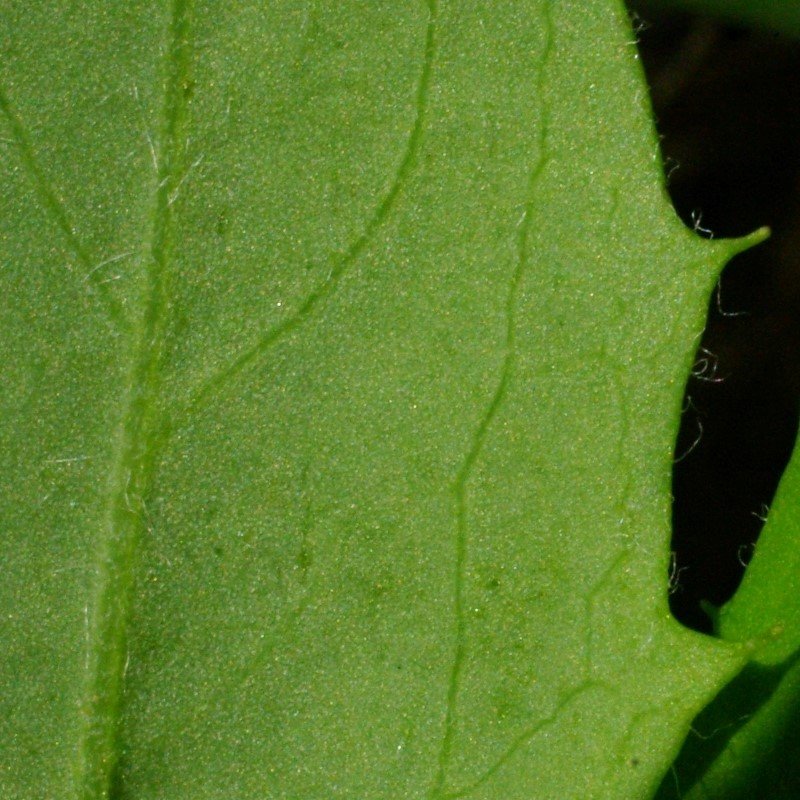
[0, 83, 128, 328]
[176, 0, 439, 425]
[428, 6, 555, 795]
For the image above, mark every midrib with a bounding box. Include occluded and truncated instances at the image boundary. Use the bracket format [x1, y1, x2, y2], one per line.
[76, 2, 191, 797]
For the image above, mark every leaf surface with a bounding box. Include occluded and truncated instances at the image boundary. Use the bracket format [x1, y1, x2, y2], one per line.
[0, 1, 757, 798]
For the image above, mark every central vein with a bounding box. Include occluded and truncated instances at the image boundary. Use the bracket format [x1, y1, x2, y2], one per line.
[76, 3, 192, 798]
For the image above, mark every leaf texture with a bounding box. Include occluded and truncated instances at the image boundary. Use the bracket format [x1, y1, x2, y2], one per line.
[0, 1, 760, 798]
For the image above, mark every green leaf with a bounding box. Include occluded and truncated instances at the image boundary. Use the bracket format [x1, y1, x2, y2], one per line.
[657, 418, 800, 798]
[0, 1, 762, 798]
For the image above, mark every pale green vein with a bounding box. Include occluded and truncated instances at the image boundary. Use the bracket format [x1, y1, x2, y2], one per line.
[74, 3, 191, 798]
[427, 7, 555, 796]
[172, 0, 439, 427]
[443, 556, 629, 798]
[443, 681, 610, 799]
[0, 82, 129, 330]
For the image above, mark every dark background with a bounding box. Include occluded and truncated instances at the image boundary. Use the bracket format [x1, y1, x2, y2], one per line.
[626, 3, 800, 632]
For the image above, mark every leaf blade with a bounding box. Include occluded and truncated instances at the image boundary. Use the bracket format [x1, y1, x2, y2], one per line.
[0, 2, 753, 798]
